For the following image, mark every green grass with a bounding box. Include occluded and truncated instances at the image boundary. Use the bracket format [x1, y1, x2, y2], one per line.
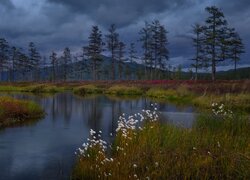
[23, 84, 66, 93]
[72, 112, 250, 179]
[105, 85, 143, 96]
[192, 93, 250, 112]
[73, 85, 103, 96]
[146, 86, 193, 104]
[0, 96, 44, 128]
[0, 85, 25, 92]
[0, 84, 66, 93]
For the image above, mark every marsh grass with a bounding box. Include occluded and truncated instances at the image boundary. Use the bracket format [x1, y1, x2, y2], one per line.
[0, 96, 44, 128]
[146, 86, 193, 104]
[0, 85, 25, 92]
[23, 84, 66, 93]
[73, 85, 103, 96]
[0, 84, 66, 93]
[192, 93, 250, 112]
[72, 109, 250, 179]
[105, 86, 143, 96]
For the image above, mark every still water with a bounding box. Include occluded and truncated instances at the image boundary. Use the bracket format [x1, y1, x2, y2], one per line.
[0, 93, 196, 180]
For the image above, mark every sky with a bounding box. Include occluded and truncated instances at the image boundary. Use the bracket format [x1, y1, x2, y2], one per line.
[0, 0, 249, 70]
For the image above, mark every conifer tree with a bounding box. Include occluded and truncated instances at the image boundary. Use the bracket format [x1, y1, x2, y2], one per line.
[85, 26, 104, 80]
[50, 51, 57, 82]
[106, 24, 119, 80]
[191, 24, 205, 81]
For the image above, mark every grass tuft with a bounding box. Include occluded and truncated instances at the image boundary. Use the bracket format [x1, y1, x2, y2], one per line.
[73, 85, 103, 96]
[0, 96, 44, 128]
[105, 85, 143, 96]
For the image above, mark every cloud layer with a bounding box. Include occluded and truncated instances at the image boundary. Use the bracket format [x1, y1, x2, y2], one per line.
[0, 0, 249, 68]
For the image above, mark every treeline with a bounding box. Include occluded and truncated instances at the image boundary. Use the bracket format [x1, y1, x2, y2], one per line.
[0, 6, 245, 82]
[0, 20, 169, 82]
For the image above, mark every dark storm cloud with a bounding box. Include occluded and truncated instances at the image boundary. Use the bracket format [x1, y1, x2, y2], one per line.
[0, 0, 249, 68]
[0, 0, 14, 9]
[47, 0, 195, 27]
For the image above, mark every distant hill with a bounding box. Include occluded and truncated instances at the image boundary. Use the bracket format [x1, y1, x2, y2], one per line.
[187, 67, 250, 80]
[1, 56, 249, 81]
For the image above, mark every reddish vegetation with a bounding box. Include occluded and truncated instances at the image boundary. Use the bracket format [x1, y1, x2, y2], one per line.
[0, 100, 28, 120]
[0, 97, 44, 128]
[73, 80, 250, 94]
[1, 80, 250, 94]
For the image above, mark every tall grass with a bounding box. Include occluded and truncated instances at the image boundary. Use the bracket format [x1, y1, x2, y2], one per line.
[192, 93, 250, 112]
[0, 97, 44, 128]
[72, 106, 250, 179]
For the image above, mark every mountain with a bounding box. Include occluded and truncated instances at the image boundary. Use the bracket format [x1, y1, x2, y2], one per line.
[1, 56, 249, 81]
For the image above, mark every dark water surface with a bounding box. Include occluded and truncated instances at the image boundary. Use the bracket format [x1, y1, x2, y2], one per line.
[0, 93, 196, 180]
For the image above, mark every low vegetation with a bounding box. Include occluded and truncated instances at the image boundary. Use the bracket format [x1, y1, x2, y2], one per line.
[192, 93, 250, 112]
[73, 85, 103, 96]
[0, 97, 44, 128]
[105, 85, 143, 96]
[0, 84, 66, 93]
[72, 104, 250, 179]
[0, 81, 250, 112]
[146, 85, 193, 104]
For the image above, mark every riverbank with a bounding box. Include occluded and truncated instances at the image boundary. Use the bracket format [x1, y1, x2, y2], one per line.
[0, 80, 250, 112]
[72, 106, 250, 179]
[0, 97, 44, 128]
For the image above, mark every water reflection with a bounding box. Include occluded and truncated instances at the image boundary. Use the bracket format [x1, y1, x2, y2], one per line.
[0, 93, 196, 180]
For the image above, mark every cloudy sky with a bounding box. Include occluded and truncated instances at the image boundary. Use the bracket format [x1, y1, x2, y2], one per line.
[0, 0, 249, 69]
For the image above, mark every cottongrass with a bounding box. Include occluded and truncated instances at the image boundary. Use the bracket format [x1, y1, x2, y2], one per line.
[72, 103, 250, 179]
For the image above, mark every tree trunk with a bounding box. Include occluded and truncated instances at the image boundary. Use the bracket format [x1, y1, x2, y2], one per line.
[195, 67, 198, 81]
[212, 60, 216, 81]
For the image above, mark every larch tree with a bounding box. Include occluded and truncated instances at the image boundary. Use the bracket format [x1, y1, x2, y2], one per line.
[157, 24, 169, 78]
[50, 51, 57, 82]
[230, 30, 245, 73]
[28, 42, 41, 81]
[150, 20, 161, 79]
[191, 24, 205, 81]
[106, 24, 119, 80]
[62, 47, 72, 81]
[203, 6, 228, 81]
[9, 47, 20, 82]
[0, 38, 9, 81]
[85, 26, 104, 80]
[139, 21, 152, 79]
[118, 41, 126, 80]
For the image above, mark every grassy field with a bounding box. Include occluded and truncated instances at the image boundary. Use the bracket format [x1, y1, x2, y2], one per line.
[0, 96, 44, 128]
[72, 106, 250, 179]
